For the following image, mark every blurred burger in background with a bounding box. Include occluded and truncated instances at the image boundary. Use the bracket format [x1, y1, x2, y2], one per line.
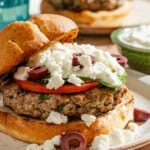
[41, 0, 132, 28]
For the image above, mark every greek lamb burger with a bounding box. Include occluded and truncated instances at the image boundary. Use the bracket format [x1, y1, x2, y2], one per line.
[41, 0, 132, 28]
[0, 14, 134, 150]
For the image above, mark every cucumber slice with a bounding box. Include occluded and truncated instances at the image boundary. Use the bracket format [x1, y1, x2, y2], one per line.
[80, 71, 127, 88]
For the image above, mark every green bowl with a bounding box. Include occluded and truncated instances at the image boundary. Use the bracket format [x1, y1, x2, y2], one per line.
[111, 26, 150, 74]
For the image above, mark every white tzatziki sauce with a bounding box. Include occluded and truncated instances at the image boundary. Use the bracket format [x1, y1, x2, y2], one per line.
[119, 25, 150, 50]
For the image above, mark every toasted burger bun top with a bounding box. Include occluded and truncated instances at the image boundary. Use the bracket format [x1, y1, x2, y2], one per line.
[30, 14, 79, 42]
[0, 14, 79, 75]
[0, 21, 49, 75]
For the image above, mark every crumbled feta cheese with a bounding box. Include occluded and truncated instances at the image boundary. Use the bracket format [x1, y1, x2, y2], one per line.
[90, 135, 109, 150]
[42, 135, 61, 150]
[78, 55, 96, 79]
[127, 122, 138, 131]
[14, 67, 29, 80]
[81, 114, 96, 127]
[46, 72, 64, 89]
[26, 42, 125, 89]
[78, 55, 92, 67]
[46, 111, 68, 124]
[26, 144, 41, 150]
[90, 122, 138, 149]
[26, 135, 61, 150]
[62, 59, 72, 78]
[68, 74, 84, 86]
[29, 49, 51, 66]
[45, 60, 62, 74]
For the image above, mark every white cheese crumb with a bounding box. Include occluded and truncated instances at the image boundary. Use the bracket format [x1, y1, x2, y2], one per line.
[127, 122, 139, 131]
[78, 55, 92, 67]
[42, 135, 61, 150]
[90, 122, 138, 149]
[28, 49, 51, 66]
[68, 74, 84, 86]
[27, 42, 125, 89]
[90, 135, 109, 150]
[46, 72, 64, 89]
[26, 144, 41, 150]
[26, 135, 60, 150]
[81, 114, 96, 127]
[46, 111, 68, 124]
[14, 67, 29, 80]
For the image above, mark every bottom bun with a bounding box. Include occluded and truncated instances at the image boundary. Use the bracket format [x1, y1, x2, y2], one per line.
[0, 89, 134, 145]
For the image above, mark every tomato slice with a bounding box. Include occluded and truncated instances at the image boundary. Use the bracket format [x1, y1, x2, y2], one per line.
[15, 80, 100, 94]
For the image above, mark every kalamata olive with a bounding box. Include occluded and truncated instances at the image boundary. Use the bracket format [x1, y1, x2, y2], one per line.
[60, 131, 87, 150]
[111, 54, 128, 67]
[134, 108, 150, 122]
[90, 55, 96, 64]
[72, 53, 82, 67]
[72, 53, 96, 68]
[28, 66, 48, 80]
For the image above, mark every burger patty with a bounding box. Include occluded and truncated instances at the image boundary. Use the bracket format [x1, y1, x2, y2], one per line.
[2, 83, 127, 120]
[49, 0, 124, 11]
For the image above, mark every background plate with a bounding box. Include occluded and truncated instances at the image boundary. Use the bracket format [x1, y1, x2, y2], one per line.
[79, 0, 150, 35]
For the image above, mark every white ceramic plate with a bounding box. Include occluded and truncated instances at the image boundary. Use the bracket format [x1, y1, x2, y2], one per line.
[0, 69, 149, 150]
[111, 69, 150, 150]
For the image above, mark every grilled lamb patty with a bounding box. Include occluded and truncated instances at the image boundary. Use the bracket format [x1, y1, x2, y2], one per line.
[49, 0, 124, 11]
[2, 83, 127, 120]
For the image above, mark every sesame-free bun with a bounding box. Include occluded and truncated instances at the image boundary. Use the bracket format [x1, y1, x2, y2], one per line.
[0, 14, 78, 75]
[0, 21, 49, 75]
[41, 0, 132, 28]
[30, 14, 79, 42]
[0, 87, 134, 145]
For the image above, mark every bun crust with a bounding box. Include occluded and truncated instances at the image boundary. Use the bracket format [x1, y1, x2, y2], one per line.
[30, 14, 79, 42]
[0, 21, 49, 75]
[0, 88, 134, 145]
[0, 14, 78, 75]
[41, 0, 132, 28]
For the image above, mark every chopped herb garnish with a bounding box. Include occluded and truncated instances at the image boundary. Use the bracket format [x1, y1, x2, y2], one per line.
[69, 107, 74, 111]
[76, 104, 81, 109]
[57, 103, 67, 112]
[104, 101, 111, 106]
[95, 108, 100, 114]
[9, 95, 14, 99]
[80, 77, 92, 82]
[113, 88, 120, 96]
[39, 94, 50, 102]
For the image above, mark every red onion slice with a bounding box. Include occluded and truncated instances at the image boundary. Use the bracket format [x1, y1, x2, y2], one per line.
[28, 66, 48, 80]
[61, 131, 87, 150]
